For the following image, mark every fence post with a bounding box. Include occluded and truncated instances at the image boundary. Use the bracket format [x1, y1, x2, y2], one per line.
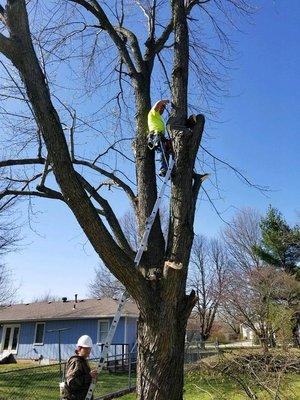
[128, 351, 132, 390]
[122, 344, 124, 370]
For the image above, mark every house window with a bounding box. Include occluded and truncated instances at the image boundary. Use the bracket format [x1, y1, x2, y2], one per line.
[34, 323, 45, 345]
[1, 325, 20, 354]
[11, 327, 19, 351]
[98, 320, 110, 343]
[3, 327, 11, 351]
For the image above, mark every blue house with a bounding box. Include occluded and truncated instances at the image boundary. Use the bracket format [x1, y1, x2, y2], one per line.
[0, 297, 138, 361]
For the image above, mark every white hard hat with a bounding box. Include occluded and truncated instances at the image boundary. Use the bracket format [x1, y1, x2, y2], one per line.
[77, 335, 93, 348]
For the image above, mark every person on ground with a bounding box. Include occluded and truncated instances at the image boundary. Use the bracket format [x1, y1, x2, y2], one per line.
[62, 335, 98, 400]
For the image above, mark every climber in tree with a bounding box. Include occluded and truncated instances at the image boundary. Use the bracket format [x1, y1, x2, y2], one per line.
[147, 99, 172, 177]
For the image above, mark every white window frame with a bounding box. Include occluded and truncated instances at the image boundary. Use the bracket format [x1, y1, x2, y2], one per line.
[33, 322, 45, 345]
[97, 319, 110, 344]
[1, 324, 21, 354]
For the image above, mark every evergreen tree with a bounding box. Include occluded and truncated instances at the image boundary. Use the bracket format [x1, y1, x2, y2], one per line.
[254, 206, 300, 347]
[254, 206, 300, 279]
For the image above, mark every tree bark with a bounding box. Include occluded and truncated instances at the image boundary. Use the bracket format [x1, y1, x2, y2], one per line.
[137, 301, 189, 400]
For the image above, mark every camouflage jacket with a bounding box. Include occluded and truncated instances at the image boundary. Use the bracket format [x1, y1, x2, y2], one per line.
[62, 355, 93, 400]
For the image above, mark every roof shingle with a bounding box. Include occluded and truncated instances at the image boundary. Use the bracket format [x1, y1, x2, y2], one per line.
[0, 297, 138, 322]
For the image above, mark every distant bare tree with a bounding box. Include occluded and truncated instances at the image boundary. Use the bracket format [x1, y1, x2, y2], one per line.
[120, 206, 169, 252]
[218, 303, 242, 337]
[88, 264, 124, 299]
[0, 264, 17, 305]
[223, 208, 262, 270]
[222, 265, 300, 353]
[0, 203, 19, 305]
[189, 236, 229, 347]
[120, 209, 139, 252]
[0, 200, 18, 256]
[31, 291, 60, 303]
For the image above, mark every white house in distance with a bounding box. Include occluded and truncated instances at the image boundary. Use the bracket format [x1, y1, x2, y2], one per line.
[240, 324, 255, 341]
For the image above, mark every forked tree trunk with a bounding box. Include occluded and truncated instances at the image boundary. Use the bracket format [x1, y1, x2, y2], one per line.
[137, 302, 188, 400]
[1, 3, 202, 399]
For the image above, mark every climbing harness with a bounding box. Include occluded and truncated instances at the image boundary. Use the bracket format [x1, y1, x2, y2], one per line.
[84, 155, 175, 400]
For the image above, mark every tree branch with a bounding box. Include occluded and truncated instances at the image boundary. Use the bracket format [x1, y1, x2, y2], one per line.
[0, 4, 6, 25]
[69, 0, 138, 77]
[0, 155, 138, 209]
[0, 189, 64, 201]
[200, 145, 269, 193]
[185, 0, 212, 15]
[36, 185, 65, 201]
[76, 172, 135, 258]
[0, 32, 15, 60]
[114, 26, 144, 72]
[0, 158, 46, 168]
[153, 20, 174, 55]
[38, 157, 51, 187]
[144, 18, 174, 62]
[73, 158, 137, 208]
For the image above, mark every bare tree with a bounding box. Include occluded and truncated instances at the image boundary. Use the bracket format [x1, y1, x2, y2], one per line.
[189, 235, 228, 347]
[223, 208, 262, 270]
[120, 209, 139, 252]
[222, 265, 300, 353]
[88, 264, 124, 299]
[31, 291, 60, 303]
[0, 264, 16, 305]
[0, 203, 18, 305]
[0, 1, 256, 398]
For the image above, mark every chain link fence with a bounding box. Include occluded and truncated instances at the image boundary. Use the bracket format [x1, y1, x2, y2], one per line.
[0, 354, 137, 400]
[0, 345, 218, 400]
[0, 346, 219, 400]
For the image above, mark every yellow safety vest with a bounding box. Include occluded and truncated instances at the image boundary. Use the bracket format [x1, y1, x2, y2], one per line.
[147, 107, 165, 133]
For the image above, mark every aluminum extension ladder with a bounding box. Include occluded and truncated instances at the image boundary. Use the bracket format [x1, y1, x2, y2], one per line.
[84, 155, 175, 400]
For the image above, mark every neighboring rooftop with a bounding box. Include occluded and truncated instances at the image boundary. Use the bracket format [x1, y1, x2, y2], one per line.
[0, 297, 138, 322]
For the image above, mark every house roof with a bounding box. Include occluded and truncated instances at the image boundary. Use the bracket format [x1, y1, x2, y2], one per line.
[0, 297, 139, 323]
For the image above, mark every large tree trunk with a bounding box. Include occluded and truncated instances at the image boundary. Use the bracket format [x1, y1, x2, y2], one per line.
[137, 302, 188, 400]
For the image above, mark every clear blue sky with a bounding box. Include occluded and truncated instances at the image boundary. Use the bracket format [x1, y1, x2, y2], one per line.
[5, 0, 300, 302]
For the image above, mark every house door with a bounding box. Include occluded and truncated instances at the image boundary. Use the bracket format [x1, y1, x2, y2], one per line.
[1, 324, 20, 354]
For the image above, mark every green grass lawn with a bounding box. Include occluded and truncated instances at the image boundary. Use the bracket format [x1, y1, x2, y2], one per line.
[120, 371, 300, 400]
[0, 358, 299, 400]
[0, 363, 135, 400]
